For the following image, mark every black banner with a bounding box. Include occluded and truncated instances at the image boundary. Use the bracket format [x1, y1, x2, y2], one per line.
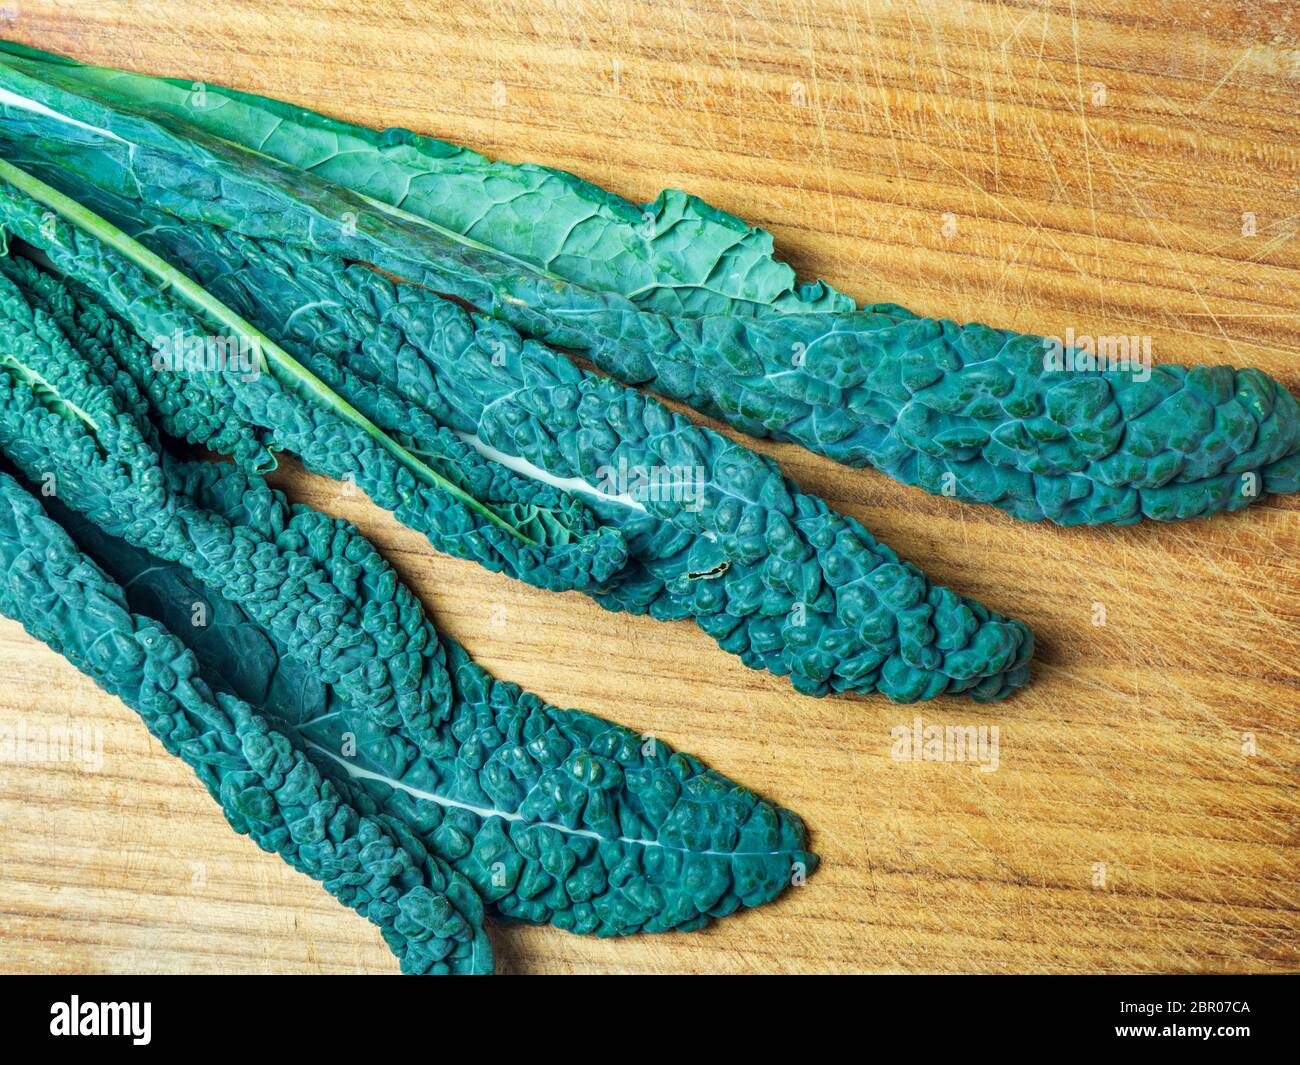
[0, 973, 1290, 1052]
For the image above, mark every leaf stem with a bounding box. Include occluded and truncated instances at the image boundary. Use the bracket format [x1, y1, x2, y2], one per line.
[0, 157, 535, 545]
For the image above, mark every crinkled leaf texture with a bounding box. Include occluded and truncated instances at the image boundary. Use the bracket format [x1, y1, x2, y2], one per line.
[0, 40, 1293, 526]
[0, 157, 632, 599]
[51, 467, 818, 937]
[0, 248, 817, 958]
[0, 470, 493, 975]
[0, 38, 852, 319]
[0, 169, 1033, 701]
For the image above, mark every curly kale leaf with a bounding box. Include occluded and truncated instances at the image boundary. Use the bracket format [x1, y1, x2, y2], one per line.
[0, 469, 493, 975]
[0, 268, 817, 939]
[35, 185, 1033, 701]
[1, 43, 1294, 525]
[0, 261, 445, 732]
[0, 38, 851, 319]
[0, 160, 630, 595]
[75, 461, 817, 934]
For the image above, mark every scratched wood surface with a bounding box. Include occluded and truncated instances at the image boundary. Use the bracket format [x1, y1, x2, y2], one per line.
[0, 0, 1296, 975]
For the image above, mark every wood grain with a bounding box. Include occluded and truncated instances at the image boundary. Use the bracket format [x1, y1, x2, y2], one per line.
[0, 0, 1296, 974]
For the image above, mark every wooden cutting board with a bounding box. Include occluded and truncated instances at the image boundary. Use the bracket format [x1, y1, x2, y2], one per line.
[0, 0, 1296, 975]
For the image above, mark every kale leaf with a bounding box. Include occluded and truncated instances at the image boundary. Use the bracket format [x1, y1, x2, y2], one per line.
[0, 256, 817, 954]
[0, 38, 851, 319]
[0, 468, 494, 975]
[0, 158, 632, 597]
[0, 40, 1293, 525]
[0, 166, 1033, 701]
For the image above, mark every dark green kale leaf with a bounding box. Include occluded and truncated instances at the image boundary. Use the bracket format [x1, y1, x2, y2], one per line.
[0, 265, 817, 943]
[4, 175, 1033, 701]
[0, 159, 630, 596]
[0, 469, 493, 975]
[0, 41, 1293, 525]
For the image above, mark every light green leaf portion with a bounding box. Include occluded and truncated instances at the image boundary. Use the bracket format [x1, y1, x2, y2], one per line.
[0, 38, 854, 318]
[0, 155, 534, 544]
[0, 349, 99, 432]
